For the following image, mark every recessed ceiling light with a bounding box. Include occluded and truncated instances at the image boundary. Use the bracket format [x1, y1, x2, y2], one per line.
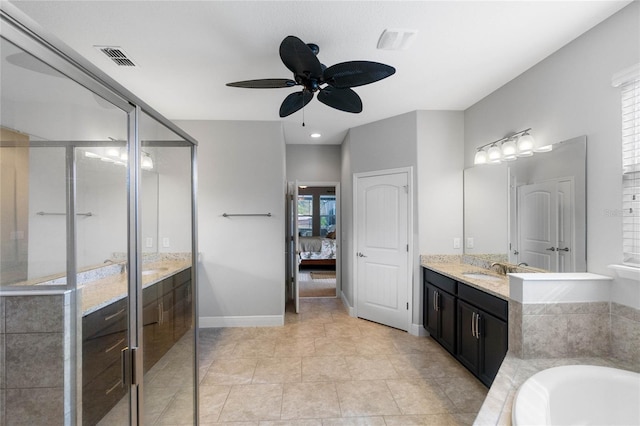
[377, 29, 418, 50]
[310, 133, 321, 138]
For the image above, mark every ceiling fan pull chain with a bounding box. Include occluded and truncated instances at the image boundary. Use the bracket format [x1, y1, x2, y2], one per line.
[302, 98, 305, 127]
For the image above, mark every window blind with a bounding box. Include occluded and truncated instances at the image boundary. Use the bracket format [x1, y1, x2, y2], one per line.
[621, 78, 640, 265]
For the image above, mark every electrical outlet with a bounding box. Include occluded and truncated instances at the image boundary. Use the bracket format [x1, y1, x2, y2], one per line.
[145, 237, 153, 248]
[453, 238, 461, 249]
[466, 237, 475, 249]
[162, 237, 170, 248]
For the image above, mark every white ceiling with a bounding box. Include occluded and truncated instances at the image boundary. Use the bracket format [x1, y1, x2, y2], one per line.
[9, 0, 631, 145]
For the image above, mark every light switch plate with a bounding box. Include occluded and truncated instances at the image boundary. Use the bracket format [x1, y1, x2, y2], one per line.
[145, 237, 153, 248]
[453, 238, 461, 249]
[162, 237, 170, 248]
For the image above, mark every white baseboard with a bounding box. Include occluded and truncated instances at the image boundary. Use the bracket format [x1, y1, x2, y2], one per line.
[199, 315, 284, 328]
[409, 323, 428, 336]
[340, 291, 356, 317]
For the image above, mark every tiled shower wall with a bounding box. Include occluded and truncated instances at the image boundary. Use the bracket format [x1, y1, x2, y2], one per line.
[509, 300, 640, 370]
[0, 292, 71, 425]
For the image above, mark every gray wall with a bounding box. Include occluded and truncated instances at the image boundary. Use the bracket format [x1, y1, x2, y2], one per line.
[176, 120, 286, 325]
[463, 3, 640, 307]
[286, 144, 341, 182]
[340, 111, 464, 328]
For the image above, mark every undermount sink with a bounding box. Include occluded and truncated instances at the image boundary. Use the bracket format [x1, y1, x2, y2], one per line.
[462, 272, 504, 282]
[142, 267, 168, 276]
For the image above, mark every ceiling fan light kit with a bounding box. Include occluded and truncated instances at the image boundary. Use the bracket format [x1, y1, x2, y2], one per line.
[226, 35, 396, 118]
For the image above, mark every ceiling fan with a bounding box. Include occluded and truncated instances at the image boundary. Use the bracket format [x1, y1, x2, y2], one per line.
[226, 35, 396, 117]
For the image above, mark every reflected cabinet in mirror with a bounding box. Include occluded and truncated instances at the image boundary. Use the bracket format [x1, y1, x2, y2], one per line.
[464, 135, 586, 272]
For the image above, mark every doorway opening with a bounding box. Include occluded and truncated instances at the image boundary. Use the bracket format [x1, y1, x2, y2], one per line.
[286, 182, 340, 312]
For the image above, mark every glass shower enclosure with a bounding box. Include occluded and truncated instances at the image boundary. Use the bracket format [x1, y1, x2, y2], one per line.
[0, 4, 199, 425]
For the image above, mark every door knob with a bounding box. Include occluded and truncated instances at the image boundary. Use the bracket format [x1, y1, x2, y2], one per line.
[557, 247, 570, 252]
[357, 252, 367, 257]
[545, 247, 556, 251]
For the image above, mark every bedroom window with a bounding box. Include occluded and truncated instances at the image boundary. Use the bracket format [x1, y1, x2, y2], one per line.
[614, 64, 640, 266]
[297, 194, 313, 237]
[298, 186, 336, 237]
[320, 195, 336, 237]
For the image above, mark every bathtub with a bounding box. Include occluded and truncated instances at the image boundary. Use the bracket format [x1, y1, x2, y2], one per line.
[512, 365, 640, 425]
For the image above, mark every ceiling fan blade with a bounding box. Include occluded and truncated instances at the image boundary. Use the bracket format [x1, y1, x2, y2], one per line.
[323, 61, 396, 89]
[279, 90, 314, 117]
[317, 87, 362, 113]
[279, 36, 323, 79]
[226, 78, 297, 89]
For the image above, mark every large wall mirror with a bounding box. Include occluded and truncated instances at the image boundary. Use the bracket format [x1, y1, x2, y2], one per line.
[464, 135, 586, 272]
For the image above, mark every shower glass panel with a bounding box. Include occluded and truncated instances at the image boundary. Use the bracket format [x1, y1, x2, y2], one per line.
[139, 110, 196, 424]
[0, 33, 133, 425]
[1, 6, 198, 423]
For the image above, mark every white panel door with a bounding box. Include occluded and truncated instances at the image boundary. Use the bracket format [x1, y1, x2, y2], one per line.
[517, 178, 575, 272]
[518, 181, 556, 271]
[356, 171, 409, 331]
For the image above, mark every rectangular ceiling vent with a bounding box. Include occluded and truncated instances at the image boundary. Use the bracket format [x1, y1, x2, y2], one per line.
[95, 46, 137, 67]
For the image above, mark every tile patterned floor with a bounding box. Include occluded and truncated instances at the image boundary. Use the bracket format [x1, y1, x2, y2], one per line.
[196, 298, 487, 425]
[100, 297, 488, 425]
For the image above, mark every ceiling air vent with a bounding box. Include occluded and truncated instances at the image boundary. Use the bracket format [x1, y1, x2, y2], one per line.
[377, 29, 418, 51]
[95, 46, 137, 67]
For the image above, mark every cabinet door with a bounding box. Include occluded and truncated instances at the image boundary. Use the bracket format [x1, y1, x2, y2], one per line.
[438, 290, 456, 355]
[478, 311, 508, 386]
[456, 300, 479, 374]
[423, 282, 438, 336]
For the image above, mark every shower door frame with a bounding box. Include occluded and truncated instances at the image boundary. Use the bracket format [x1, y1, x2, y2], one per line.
[0, 3, 200, 424]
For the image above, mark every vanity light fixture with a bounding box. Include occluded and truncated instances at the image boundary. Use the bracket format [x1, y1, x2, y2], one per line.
[474, 128, 544, 165]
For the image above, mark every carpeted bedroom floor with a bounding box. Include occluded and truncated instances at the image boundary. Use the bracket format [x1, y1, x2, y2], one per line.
[299, 270, 337, 298]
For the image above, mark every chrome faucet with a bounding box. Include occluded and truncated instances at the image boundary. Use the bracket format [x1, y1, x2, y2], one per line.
[490, 262, 509, 275]
[518, 262, 528, 267]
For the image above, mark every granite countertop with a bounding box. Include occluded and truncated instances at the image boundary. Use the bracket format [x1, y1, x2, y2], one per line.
[79, 259, 191, 315]
[421, 260, 510, 300]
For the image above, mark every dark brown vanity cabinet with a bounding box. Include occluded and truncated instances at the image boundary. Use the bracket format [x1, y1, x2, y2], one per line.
[82, 267, 193, 425]
[456, 283, 508, 387]
[423, 267, 508, 388]
[423, 269, 457, 354]
[82, 298, 128, 426]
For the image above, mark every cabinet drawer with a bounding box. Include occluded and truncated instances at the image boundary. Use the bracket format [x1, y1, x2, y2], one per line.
[424, 268, 457, 295]
[458, 283, 508, 321]
[83, 298, 127, 340]
[82, 329, 126, 386]
[83, 358, 126, 426]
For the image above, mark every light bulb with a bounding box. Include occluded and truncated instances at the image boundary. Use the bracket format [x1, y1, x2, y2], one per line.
[501, 139, 517, 161]
[474, 149, 488, 165]
[488, 144, 502, 163]
[517, 133, 534, 157]
[141, 153, 153, 170]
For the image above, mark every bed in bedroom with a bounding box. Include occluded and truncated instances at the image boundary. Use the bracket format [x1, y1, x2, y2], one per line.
[298, 236, 336, 267]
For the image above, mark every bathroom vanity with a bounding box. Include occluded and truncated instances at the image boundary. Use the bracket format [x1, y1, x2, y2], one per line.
[81, 265, 192, 426]
[423, 264, 508, 387]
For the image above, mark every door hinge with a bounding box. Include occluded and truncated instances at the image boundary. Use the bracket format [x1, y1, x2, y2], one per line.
[406, 244, 409, 252]
[406, 302, 409, 310]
